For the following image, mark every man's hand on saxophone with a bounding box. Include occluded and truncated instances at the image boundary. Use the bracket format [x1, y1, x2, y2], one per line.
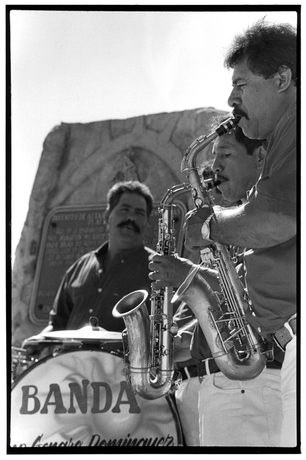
[149, 253, 221, 293]
[148, 254, 195, 289]
[183, 205, 215, 252]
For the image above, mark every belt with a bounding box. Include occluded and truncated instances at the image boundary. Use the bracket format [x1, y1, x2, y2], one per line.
[273, 315, 297, 352]
[180, 358, 220, 381]
[180, 356, 282, 381]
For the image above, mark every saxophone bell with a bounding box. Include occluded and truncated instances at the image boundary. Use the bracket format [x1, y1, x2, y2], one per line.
[113, 289, 174, 400]
[172, 265, 267, 380]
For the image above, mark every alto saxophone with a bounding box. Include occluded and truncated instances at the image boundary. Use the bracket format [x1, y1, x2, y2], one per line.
[112, 183, 190, 399]
[173, 116, 268, 380]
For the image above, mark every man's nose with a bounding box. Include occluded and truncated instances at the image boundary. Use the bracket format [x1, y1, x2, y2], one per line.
[127, 213, 136, 222]
[127, 209, 138, 221]
[212, 156, 222, 172]
[228, 86, 241, 108]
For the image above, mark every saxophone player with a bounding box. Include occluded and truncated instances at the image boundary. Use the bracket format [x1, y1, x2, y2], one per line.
[149, 121, 284, 447]
[183, 20, 297, 448]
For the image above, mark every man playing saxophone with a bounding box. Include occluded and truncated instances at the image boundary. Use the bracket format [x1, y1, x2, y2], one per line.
[183, 20, 297, 448]
[149, 121, 284, 447]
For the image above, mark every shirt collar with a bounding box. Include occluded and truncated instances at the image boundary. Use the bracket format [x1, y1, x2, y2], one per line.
[94, 241, 109, 258]
[94, 241, 145, 261]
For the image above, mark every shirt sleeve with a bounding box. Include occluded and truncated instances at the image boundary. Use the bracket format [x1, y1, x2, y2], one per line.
[247, 116, 296, 218]
[48, 271, 74, 330]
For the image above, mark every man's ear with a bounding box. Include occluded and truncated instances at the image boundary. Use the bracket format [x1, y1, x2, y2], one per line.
[277, 65, 293, 93]
[104, 209, 109, 224]
[254, 146, 266, 169]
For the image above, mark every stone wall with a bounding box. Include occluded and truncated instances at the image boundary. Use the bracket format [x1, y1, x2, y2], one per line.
[12, 107, 227, 346]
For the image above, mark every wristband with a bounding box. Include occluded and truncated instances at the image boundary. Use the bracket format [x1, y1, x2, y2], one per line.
[201, 213, 214, 240]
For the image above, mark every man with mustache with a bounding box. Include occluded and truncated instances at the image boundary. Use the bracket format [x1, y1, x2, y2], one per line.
[149, 121, 284, 447]
[35, 181, 155, 334]
[183, 20, 297, 448]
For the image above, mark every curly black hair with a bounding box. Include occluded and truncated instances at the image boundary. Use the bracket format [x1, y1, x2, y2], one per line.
[224, 18, 297, 85]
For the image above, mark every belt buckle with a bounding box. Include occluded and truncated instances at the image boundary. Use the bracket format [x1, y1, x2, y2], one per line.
[183, 366, 192, 379]
[284, 319, 295, 339]
[274, 315, 296, 352]
[198, 358, 212, 383]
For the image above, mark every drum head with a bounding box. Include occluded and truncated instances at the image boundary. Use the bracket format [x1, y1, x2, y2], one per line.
[10, 348, 182, 447]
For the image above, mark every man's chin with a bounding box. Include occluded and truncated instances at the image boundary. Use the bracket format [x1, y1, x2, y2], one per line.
[239, 120, 258, 139]
[218, 184, 236, 204]
[117, 236, 143, 251]
[119, 229, 142, 242]
[119, 227, 138, 236]
[217, 182, 228, 195]
[222, 194, 240, 206]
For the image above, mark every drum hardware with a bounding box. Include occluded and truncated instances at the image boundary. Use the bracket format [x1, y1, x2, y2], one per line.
[89, 315, 100, 330]
[11, 347, 37, 384]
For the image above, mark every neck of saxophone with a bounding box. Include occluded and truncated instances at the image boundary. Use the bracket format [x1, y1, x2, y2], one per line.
[181, 116, 241, 173]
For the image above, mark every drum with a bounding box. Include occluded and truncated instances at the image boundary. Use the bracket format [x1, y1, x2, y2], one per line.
[10, 347, 183, 448]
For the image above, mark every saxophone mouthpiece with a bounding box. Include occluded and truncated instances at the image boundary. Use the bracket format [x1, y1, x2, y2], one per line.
[202, 167, 220, 189]
[232, 115, 241, 127]
[232, 115, 241, 124]
[216, 116, 241, 136]
[203, 178, 219, 190]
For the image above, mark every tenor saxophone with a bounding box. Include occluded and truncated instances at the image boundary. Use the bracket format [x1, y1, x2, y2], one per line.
[112, 183, 190, 399]
[173, 116, 268, 380]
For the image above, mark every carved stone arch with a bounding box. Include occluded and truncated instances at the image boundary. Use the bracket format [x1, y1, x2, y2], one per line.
[90, 146, 182, 203]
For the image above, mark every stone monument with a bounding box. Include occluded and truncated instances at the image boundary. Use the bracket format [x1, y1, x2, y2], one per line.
[12, 107, 228, 346]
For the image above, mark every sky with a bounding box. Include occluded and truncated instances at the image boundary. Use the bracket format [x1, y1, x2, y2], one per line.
[9, 5, 299, 260]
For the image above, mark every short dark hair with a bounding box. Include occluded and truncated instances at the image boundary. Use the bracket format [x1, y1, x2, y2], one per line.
[213, 116, 263, 156]
[105, 180, 154, 220]
[224, 19, 297, 85]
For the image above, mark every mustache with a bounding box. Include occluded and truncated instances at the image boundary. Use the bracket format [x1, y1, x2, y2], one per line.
[233, 108, 249, 120]
[117, 219, 140, 233]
